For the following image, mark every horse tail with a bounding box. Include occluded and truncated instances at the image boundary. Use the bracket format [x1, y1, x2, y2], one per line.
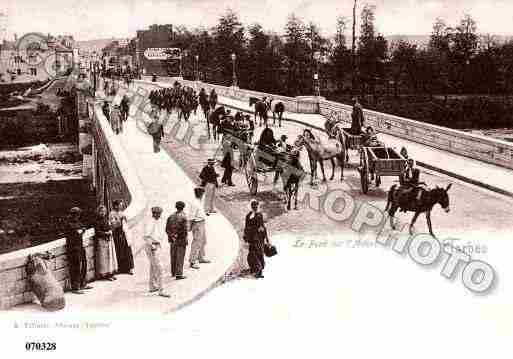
[385, 184, 397, 212]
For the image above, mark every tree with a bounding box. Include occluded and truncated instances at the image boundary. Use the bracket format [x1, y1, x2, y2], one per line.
[283, 14, 309, 95]
[451, 14, 479, 93]
[331, 16, 352, 92]
[390, 40, 418, 95]
[247, 24, 275, 91]
[212, 9, 246, 86]
[357, 4, 387, 98]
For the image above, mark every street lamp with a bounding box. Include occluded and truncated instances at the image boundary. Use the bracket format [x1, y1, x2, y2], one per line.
[195, 54, 199, 81]
[313, 51, 321, 96]
[231, 53, 237, 88]
[179, 53, 183, 78]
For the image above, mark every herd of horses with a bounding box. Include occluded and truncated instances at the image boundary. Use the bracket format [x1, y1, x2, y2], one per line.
[145, 82, 451, 238]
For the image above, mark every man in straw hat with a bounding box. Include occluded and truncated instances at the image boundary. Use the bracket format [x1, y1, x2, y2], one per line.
[188, 187, 211, 269]
[143, 206, 170, 297]
[199, 158, 219, 214]
[65, 207, 93, 294]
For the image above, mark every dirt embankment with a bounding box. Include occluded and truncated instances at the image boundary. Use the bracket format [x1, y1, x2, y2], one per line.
[0, 143, 95, 255]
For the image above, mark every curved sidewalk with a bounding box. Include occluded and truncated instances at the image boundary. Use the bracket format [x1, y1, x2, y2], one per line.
[11, 99, 240, 314]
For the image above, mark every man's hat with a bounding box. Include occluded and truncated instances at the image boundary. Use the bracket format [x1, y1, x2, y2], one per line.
[151, 206, 163, 214]
[207, 158, 215, 164]
[281, 135, 288, 141]
[176, 201, 186, 210]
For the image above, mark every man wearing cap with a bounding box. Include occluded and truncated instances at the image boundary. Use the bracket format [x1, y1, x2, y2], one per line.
[188, 187, 211, 269]
[65, 207, 93, 294]
[166, 201, 188, 279]
[143, 206, 170, 297]
[199, 159, 219, 214]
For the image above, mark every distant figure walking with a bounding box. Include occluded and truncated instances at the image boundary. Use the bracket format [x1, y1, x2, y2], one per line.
[147, 111, 164, 153]
[110, 104, 123, 134]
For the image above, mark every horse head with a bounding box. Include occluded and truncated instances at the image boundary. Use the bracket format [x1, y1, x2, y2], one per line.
[434, 184, 452, 213]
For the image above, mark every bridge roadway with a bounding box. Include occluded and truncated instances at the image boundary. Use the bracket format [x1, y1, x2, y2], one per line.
[9, 80, 510, 354]
[133, 80, 513, 238]
[132, 80, 512, 357]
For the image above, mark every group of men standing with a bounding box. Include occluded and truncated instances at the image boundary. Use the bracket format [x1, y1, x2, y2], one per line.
[143, 186, 213, 297]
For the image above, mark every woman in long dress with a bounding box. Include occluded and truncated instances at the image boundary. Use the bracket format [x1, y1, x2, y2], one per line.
[243, 200, 269, 279]
[110, 200, 134, 275]
[94, 205, 118, 281]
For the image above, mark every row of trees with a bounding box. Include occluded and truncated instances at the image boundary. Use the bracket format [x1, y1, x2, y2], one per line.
[168, 6, 513, 100]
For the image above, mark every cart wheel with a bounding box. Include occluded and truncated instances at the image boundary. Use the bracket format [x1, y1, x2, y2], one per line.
[250, 176, 258, 195]
[376, 175, 381, 187]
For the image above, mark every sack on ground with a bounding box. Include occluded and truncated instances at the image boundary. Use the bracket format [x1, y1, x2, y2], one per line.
[26, 253, 65, 311]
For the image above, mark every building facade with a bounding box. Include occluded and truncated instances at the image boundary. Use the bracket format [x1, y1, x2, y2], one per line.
[135, 24, 180, 76]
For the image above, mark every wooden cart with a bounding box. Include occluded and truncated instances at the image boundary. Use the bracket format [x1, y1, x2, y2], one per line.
[243, 145, 297, 195]
[359, 146, 407, 194]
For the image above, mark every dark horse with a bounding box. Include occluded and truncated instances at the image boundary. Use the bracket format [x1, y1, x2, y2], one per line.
[208, 106, 226, 141]
[278, 151, 305, 210]
[273, 101, 285, 127]
[199, 95, 210, 122]
[249, 97, 269, 127]
[385, 183, 452, 238]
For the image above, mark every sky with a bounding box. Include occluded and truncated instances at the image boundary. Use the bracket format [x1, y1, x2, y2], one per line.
[2, 0, 513, 41]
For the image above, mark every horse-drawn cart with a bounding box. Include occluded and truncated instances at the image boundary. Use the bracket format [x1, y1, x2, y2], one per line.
[359, 146, 407, 194]
[243, 145, 302, 195]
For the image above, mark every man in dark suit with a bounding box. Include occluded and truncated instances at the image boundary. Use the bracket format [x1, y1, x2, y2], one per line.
[351, 97, 365, 134]
[65, 207, 93, 294]
[166, 201, 189, 279]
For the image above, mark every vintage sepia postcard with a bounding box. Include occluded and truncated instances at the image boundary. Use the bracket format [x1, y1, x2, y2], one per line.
[0, 0, 511, 357]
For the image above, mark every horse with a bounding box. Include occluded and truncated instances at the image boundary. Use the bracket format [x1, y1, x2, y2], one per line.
[199, 95, 210, 122]
[385, 183, 452, 238]
[277, 150, 305, 211]
[208, 106, 226, 141]
[273, 101, 285, 127]
[249, 97, 269, 127]
[294, 129, 346, 185]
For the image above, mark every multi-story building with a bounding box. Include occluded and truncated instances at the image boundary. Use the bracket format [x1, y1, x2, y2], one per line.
[101, 39, 133, 73]
[135, 24, 180, 76]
